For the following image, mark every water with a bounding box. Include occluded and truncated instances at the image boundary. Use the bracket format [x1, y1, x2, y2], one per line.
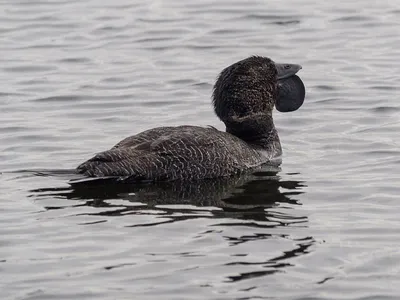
[1, 0, 400, 299]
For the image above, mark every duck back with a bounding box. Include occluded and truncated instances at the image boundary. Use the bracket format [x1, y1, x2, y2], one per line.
[77, 125, 271, 182]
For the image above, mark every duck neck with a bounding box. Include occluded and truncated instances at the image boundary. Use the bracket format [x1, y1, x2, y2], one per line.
[224, 113, 281, 150]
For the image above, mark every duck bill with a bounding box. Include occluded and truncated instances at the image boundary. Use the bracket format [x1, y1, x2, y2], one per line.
[274, 63, 305, 113]
[275, 63, 302, 80]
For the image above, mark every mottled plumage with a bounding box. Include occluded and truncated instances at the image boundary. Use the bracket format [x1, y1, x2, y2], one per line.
[77, 56, 305, 182]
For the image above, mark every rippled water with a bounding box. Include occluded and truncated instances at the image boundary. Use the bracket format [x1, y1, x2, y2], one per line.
[1, 0, 400, 299]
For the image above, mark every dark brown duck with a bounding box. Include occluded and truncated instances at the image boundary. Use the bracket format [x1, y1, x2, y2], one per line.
[76, 56, 305, 182]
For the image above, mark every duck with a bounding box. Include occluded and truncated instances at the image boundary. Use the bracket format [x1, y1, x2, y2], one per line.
[76, 56, 305, 182]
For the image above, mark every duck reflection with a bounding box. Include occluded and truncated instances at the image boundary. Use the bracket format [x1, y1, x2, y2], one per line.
[225, 235, 315, 282]
[30, 167, 306, 224]
[29, 167, 312, 283]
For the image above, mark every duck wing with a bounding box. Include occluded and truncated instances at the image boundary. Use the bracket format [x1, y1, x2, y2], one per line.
[76, 125, 260, 181]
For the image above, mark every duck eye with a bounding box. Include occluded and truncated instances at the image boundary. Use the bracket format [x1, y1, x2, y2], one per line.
[284, 65, 291, 69]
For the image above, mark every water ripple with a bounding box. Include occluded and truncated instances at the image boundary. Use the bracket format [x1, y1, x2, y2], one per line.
[1, 0, 400, 299]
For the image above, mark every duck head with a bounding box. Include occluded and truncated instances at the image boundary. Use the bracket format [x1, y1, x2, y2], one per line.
[212, 56, 305, 145]
[213, 56, 305, 120]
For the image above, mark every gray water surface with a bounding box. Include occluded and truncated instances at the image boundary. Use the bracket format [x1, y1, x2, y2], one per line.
[1, 0, 400, 299]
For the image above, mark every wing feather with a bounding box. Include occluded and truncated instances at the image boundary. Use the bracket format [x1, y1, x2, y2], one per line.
[77, 125, 261, 181]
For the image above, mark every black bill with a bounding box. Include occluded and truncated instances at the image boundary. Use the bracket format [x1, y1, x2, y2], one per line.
[274, 63, 305, 112]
